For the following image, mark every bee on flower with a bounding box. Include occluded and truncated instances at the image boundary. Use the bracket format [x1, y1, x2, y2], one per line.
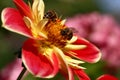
[1, 0, 101, 80]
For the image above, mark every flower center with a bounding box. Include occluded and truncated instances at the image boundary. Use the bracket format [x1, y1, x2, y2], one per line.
[44, 21, 67, 47]
[41, 19, 73, 48]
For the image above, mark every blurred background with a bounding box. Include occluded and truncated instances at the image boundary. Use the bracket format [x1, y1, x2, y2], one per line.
[0, 0, 120, 80]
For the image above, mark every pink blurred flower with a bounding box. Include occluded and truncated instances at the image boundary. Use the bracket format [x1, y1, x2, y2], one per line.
[0, 59, 23, 80]
[66, 12, 120, 68]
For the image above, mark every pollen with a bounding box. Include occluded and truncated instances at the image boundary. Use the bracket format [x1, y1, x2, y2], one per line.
[44, 20, 68, 47]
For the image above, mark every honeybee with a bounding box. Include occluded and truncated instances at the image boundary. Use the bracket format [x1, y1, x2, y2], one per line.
[43, 10, 57, 22]
[44, 10, 73, 40]
[60, 28, 73, 40]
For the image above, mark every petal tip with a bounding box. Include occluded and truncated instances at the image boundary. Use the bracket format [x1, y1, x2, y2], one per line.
[1, 8, 8, 27]
[93, 51, 102, 63]
[94, 46, 102, 63]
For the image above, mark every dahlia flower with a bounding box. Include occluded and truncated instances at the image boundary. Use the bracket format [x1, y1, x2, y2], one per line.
[1, 0, 101, 80]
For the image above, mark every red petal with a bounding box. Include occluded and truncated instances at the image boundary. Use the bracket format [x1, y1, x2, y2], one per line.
[53, 47, 74, 80]
[97, 74, 118, 80]
[73, 69, 90, 80]
[1, 8, 32, 38]
[22, 39, 59, 78]
[13, 0, 32, 19]
[60, 65, 74, 80]
[71, 37, 101, 63]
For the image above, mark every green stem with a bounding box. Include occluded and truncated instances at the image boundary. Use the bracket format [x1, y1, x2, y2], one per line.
[17, 67, 26, 80]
